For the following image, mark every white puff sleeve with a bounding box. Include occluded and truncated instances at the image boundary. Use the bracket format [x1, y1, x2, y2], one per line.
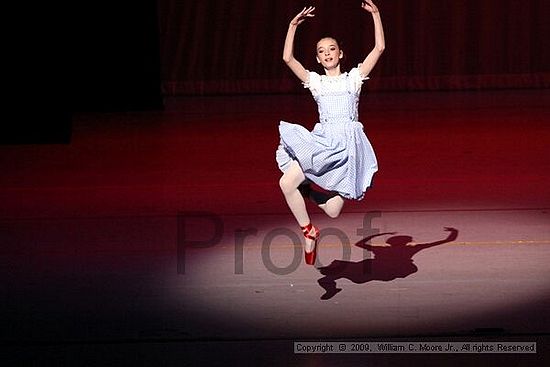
[302, 71, 322, 95]
[348, 64, 369, 94]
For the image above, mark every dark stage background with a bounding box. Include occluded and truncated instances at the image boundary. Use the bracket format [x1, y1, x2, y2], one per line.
[71, 0, 163, 112]
[158, 0, 550, 95]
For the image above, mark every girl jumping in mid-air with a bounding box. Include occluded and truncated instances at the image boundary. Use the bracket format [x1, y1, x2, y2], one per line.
[276, 0, 385, 265]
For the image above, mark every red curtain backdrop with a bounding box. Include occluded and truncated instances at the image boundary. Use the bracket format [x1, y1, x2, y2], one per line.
[158, 0, 550, 95]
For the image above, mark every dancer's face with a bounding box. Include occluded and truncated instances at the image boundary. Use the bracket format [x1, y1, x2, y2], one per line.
[316, 38, 343, 70]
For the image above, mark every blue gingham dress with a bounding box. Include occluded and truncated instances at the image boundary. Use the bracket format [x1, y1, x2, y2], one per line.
[275, 67, 378, 200]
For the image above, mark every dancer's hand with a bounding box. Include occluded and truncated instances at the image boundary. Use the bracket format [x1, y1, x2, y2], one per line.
[361, 0, 379, 13]
[290, 6, 315, 26]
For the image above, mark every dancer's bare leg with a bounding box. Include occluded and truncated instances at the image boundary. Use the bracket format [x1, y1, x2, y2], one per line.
[318, 195, 345, 218]
[279, 161, 316, 252]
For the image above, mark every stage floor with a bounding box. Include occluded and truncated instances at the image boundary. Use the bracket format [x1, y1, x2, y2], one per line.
[1, 89, 550, 365]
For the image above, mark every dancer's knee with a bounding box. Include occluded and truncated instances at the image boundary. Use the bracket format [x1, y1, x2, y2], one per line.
[279, 175, 294, 194]
[325, 196, 344, 218]
[326, 207, 342, 219]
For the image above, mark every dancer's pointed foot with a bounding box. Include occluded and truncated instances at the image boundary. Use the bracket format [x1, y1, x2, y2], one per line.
[301, 223, 319, 265]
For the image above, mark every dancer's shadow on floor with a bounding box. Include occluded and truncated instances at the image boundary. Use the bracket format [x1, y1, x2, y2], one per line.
[317, 227, 459, 300]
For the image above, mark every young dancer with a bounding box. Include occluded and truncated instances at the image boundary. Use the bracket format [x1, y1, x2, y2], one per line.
[276, 1, 385, 265]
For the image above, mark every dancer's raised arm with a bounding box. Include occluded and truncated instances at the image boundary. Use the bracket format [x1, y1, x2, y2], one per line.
[282, 6, 315, 82]
[359, 0, 385, 78]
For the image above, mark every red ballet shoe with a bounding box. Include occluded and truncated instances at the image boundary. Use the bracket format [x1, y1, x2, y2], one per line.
[301, 223, 319, 265]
